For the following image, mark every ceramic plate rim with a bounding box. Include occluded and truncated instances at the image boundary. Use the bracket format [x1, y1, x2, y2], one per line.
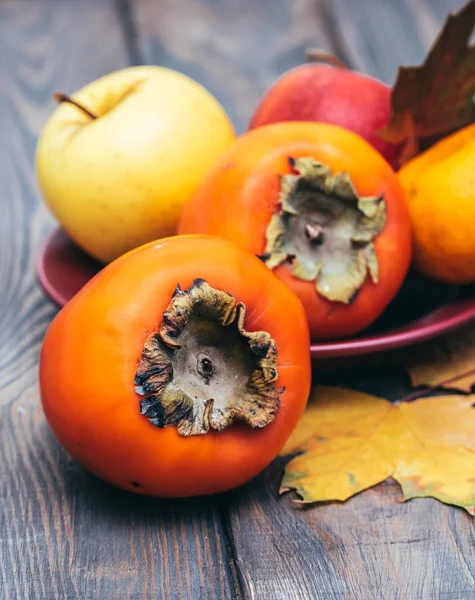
[36, 228, 475, 360]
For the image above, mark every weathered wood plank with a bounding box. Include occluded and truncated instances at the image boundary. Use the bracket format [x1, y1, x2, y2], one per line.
[321, 0, 469, 84]
[133, 0, 337, 133]
[0, 3, 235, 599]
[226, 464, 475, 600]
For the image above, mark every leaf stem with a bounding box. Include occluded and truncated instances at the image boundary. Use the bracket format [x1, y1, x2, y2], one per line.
[401, 366, 475, 403]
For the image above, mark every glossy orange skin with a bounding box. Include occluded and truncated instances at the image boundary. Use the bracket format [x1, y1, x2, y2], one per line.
[39, 235, 311, 497]
[179, 122, 412, 340]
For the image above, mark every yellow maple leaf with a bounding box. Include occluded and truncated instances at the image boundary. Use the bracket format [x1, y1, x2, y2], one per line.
[402, 324, 475, 393]
[280, 386, 475, 514]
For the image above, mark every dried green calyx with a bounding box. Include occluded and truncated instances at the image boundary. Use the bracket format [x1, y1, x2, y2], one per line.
[134, 279, 281, 436]
[262, 157, 387, 304]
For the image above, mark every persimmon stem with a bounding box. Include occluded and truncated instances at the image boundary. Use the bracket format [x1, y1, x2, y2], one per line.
[305, 48, 348, 69]
[305, 224, 324, 244]
[54, 92, 97, 120]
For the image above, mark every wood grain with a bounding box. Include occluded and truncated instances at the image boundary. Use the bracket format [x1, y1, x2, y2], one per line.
[321, 0, 470, 84]
[133, 0, 337, 133]
[226, 463, 475, 600]
[0, 3, 235, 599]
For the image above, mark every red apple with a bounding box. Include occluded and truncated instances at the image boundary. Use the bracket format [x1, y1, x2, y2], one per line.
[249, 57, 402, 169]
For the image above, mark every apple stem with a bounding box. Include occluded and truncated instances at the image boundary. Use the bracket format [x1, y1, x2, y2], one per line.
[54, 92, 97, 120]
[305, 48, 348, 69]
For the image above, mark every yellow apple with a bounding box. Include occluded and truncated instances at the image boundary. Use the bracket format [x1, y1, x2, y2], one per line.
[36, 66, 236, 263]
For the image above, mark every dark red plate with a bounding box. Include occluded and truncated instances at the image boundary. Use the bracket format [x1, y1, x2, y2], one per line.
[36, 228, 475, 360]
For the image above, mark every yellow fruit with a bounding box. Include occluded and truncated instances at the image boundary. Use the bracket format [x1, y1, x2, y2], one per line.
[398, 124, 475, 284]
[36, 66, 236, 263]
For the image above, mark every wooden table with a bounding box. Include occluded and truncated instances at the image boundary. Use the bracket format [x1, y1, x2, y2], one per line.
[1, 1, 474, 598]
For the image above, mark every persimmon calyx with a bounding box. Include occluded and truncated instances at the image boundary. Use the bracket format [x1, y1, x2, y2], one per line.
[262, 157, 386, 304]
[134, 279, 281, 436]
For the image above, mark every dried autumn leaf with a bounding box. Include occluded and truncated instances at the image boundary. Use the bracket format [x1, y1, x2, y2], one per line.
[403, 324, 475, 393]
[280, 386, 475, 514]
[379, 0, 475, 165]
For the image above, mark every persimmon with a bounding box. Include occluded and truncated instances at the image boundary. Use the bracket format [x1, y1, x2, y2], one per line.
[398, 124, 475, 284]
[179, 122, 412, 340]
[39, 235, 311, 497]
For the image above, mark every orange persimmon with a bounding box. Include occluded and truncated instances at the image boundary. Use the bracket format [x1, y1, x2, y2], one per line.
[39, 235, 311, 497]
[179, 122, 412, 340]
